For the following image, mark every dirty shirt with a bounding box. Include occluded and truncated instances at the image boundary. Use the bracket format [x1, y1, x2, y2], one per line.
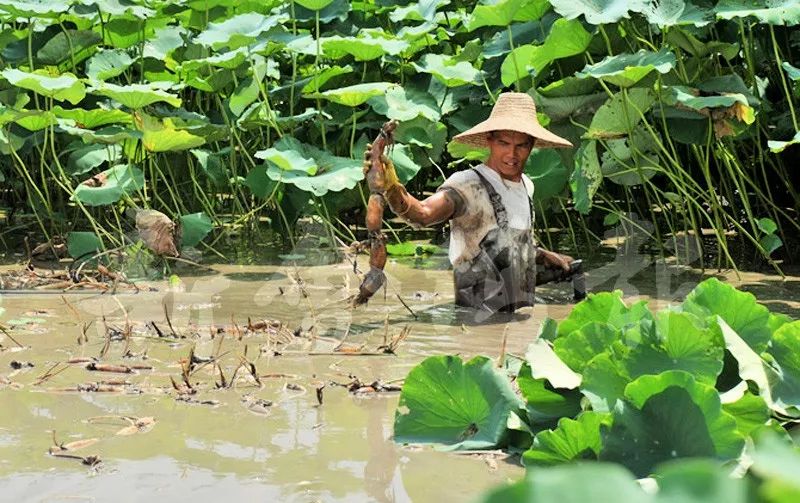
[438, 164, 537, 313]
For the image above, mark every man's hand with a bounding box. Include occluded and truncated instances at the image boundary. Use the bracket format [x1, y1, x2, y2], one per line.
[363, 144, 400, 194]
[538, 249, 574, 272]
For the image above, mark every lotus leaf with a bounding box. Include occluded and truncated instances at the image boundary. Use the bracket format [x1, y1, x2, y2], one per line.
[368, 86, 441, 122]
[66, 231, 103, 259]
[665, 86, 748, 111]
[256, 147, 317, 175]
[322, 34, 409, 61]
[446, 140, 489, 161]
[387, 143, 423, 184]
[301, 65, 353, 93]
[768, 130, 800, 153]
[553, 322, 620, 372]
[478, 463, 648, 503]
[1, 69, 85, 104]
[722, 391, 770, 438]
[600, 130, 661, 186]
[465, 0, 551, 31]
[524, 147, 568, 201]
[190, 149, 229, 188]
[72, 164, 144, 206]
[195, 12, 287, 50]
[412, 54, 481, 87]
[244, 166, 278, 200]
[78, 0, 154, 17]
[390, 0, 449, 22]
[179, 212, 213, 248]
[393, 355, 523, 450]
[581, 352, 630, 412]
[67, 143, 121, 176]
[14, 110, 58, 131]
[136, 114, 205, 153]
[715, 0, 800, 26]
[37, 30, 101, 67]
[294, 0, 334, 10]
[522, 412, 611, 466]
[90, 82, 181, 109]
[307, 82, 395, 107]
[600, 371, 744, 477]
[385, 242, 440, 256]
[289, 0, 350, 23]
[682, 277, 772, 352]
[483, 18, 553, 58]
[0, 0, 71, 17]
[750, 431, 800, 489]
[180, 47, 249, 73]
[143, 26, 187, 60]
[783, 62, 800, 81]
[525, 339, 582, 389]
[570, 140, 602, 214]
[766, 321, 800, 417]
[548, 0, 648, 24]
[538, 76, 601, 98]
[516, 362, 583, 422]
[557, 290, 652, 337]
[501, 18, 592, 86]
[52, 106, 132, 129]
[586, 88, 656, 139]
[665, 28, 739, 58]
[655, 459, 749, 503]
[577, 49, 676, 88]
[642, 0, 713, 27]
[228, 78, 260, 118]
[532, 90, 607, 123]
[59, 124, 141, 144]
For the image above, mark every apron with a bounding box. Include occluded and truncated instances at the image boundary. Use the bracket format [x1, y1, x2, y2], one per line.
[453, 169, 537, 313]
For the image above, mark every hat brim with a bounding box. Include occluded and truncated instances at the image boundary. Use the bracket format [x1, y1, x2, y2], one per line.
[453, 117, 573, 149]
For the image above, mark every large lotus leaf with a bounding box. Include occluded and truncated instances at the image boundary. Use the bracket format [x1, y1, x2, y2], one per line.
[767, 321, 800, 417]
[642, 0, 713, 27]
[143, 26, 187, 60]
[581, 352, 631, 412]
[532, 90, 607, 123]
[368, 86, 441, 122]
[294, 0, 333, 10]
[722, 391, 769, 438]
[522, 412, 611, 466]
[558, 290, 652, 337]
[136, 113, 205, 153]
[715, 0, 800, 26]
[681, 278, 772, 352]
[465, 0, 551, 31]
[478, 463, 649, 503]
[578, 49, 676, 88]
[307, 82, 395, 107]
[66, 231, 102, 259]
[290, 0, 350, 22]
[52, 106, 132, 129]
[586, 88, 655, 139]
[483, 18, 553, 58]
[195, 12, 287, 49]
[665, 28, 739, 58]
[549, 0, 648, 24]
[90, 82, 181, 109]
[554, 322, 620, 372]
[1, 69, 85, 104]
[76, 0, 153, 17]
[501, 18, 592, 87]
[768, 131, 800, 153]
[190, 149, 229, 188]
[14, 110, 58, 131]
[0, 128, 27, 155]
[654, 459, 748, 503]
[37, 29, 101, 67]
[301, 65, 353, 93]
[390, 0, 449, 22]
[664, 86, 748, 111]
[538, 76, 601, 98]
[256, 147, 317, 175]
[600, 129, 660, 186]
[0, 0, 70, 17]
[322, 34, 408, 61]
[570, 139, 602, 214]
[523, 148, 569, 201]
[394, 117, 447, 159]
[67, 143, 121, 176]
[517, 362, 583, 422]
[412, 54, 481, 87]
[387, 143, 423, 184]
[179, 212, 213, 247]
[180, 47, 249, 73]
[750, 431, 800, 492]
[625, 311, 725, 384]
[525, 339, 582, 389]
[393, 355, 523, 450]
[72, 164, 144, 206]
[59, 124, 141, 144]
[228, 77, 259, 118]
[600, 371, 745, 477]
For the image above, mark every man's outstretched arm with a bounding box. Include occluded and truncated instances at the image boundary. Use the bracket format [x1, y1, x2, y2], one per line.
[383, 186, 461, 227]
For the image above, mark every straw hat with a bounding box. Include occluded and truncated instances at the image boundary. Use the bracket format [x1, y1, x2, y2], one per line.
[453, 92, 573, 149]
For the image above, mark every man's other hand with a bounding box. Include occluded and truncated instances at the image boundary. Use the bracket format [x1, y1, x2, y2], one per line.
[539, 249, 574, 272]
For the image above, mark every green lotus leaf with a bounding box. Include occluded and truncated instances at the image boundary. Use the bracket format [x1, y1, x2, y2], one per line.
[517, 362, 583, 423]
[85, 49, 135, 81]
[14, 110, 58, 131]
[137, 113, 205, 153]
[664, 86, 747, 111]
[66, 231, 103, 259]
[665, 28, 739, 58]
[38, 29, 101, 68]
[586, 88, 655, 139]
[1, 69, 85, 104]
[67, 143, 121, 176]
[143, 26, 187, 60]
[715, 0, 800, 26]
[78, 0, 154, 17]
[390, 0, 449, 22]
[581, 352, 630, 412]
[767, 321, 800, 417]
[179, 212, 213, 247]
[180, 47, 249, 73]
[768, 131, 800, 153]
[532, 89, 607, 123]
[654, 459, 748, 503]
[58, 124, 141, 144]
[294, 0, 334, 10]
[501, 18, 592, 86]
[90, 82, 181, 109]
[290, 0, 350, 22]
[243, 164, 278, 200]
[190, 149, 229, 188]
[558, 290, 652, 337]
[554, 322, 620, 373]
[447, 140, 489, 161]
[228, 77, 260, 118]
[525, 339, 582, 389]
[466, 0, 551, 30]
[750, 431, 800, 490]
[722, 391, 769, 438]
[600, 130, 661, 186]
[387, 143, 423, 184]
[301, 65, 353, 93]
[52, 106, 132, 129]
[642, 0, 713, 27]
[0, 128, 27, 155]
[681, 277, 772, 352]
[624, 311, 725, 384]
[0, 0, 71, 17]
[255, 147, 317, 175]
[548, 0, 648, 24]
[478, 463, 648, 503]
[368, 86, 441, 122]
[783, 62, 800, 81]
[195, 12, 287, 50]
[570, 139, 602, 214]
[322, 34, 409, 61]
[307, 82, 395, 107]
[412, 54, 481, 87]
[72, 164, 144, 206]
[524, 148, 569, 201]
[600, 371, 745, 477]
[522, 412, 611, 466]
[102, 16, 147, 49]
[577, 49, 676, 88]
[393, 355, 523, 450]
[483, 18, 552, 58]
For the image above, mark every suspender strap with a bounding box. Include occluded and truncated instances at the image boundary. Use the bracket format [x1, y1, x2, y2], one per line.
[471, 168, 509, 229]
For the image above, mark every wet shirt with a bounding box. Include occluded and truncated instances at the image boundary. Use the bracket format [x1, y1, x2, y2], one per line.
[438, 164, 535, 266]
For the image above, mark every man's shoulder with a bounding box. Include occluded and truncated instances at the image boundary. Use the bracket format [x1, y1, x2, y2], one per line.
[442, 167, 481, 187]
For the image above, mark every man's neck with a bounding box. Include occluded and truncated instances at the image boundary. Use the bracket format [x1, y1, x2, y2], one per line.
[482, 163, 523, 183]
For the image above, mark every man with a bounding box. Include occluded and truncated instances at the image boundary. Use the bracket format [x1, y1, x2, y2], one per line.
[366, 92, 575, 314]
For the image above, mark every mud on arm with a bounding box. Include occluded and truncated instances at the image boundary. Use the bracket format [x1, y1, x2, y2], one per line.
[383, 184, 462, 227]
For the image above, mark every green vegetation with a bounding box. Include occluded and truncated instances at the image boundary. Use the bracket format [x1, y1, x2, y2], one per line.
[0, 1, 796, 269]
[394, 277, 800, 498]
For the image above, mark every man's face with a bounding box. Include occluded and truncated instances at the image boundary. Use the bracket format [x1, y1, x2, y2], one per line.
[485, 130, 534, 181]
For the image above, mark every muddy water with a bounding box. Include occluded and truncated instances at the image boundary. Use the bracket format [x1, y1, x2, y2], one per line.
[1, 256, 798, 502]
